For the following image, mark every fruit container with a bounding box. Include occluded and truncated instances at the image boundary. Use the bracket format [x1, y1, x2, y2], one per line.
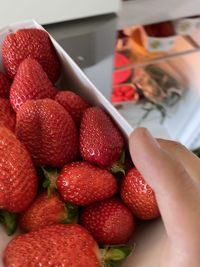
[173, 16, 200, 35]
[140, 22, 177, 52]
[0, 20, 165, 267]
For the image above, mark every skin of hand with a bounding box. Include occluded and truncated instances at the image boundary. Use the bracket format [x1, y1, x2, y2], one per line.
[129, 128, 200, 267]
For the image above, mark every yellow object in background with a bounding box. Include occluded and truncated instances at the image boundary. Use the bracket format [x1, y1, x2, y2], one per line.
[130, 28, 165, 58]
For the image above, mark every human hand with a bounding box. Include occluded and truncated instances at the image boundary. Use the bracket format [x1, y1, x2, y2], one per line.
[129, 128, 200, 267]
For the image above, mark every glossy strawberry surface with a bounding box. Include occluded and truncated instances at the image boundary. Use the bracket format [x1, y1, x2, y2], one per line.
[4, 224, 100, 267]
[80, 198, 135, 245]
[10, 58, 56, 112]
[0, 98, 16, 132]
[121, 168, 160, 220]
[57, 161, 117, 205]
[80, 107, 124, 167]
[16, 99, 79, 167]
[55, 91, 89, 126]
[19, 192, 66, 232]
[2, 28, 61, 82]
[0, 127, 37, 213]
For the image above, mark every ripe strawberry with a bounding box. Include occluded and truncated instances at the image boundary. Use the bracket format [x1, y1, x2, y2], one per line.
[0, 99, 16, 132]
[16, 99, 79, 167]
[55, 91, 90, 126]
[4, 224, 132, 267]
[0, 72, 11, 98]
[0, 127, 37, 213]
[80, 198, 135, 245]
[80, 107, 124, 167]
[19, 192, 78, 232]
[2, 28, 61, 82]
[10, 58, 56, 112]
[120, 168, 160, 220]
[4, 224, 100, 267]
[56, 161, 117, 205]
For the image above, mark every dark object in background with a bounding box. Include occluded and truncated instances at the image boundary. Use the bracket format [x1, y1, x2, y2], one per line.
[192, 147, 200, 158]
[144, 21, 174, 37]
[134, 65, 183, 106]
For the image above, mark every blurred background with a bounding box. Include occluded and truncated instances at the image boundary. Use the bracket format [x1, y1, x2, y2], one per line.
[1, 0, 200, 150]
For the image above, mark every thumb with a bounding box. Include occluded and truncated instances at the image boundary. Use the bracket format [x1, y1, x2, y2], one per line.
[129, 128, 200, 247]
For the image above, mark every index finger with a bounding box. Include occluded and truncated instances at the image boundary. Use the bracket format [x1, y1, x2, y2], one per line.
[157, 139, 200, 184]
[129, 128, 200, 244]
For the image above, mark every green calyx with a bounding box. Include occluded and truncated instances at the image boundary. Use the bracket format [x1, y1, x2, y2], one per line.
[0, 210, 17, 236]
[60, 203, 79, 224]
[42, 167, 79, 225]
[100, 245, 135, 267]
[110, 150, 126, 176]
[42, 167, 59, 197]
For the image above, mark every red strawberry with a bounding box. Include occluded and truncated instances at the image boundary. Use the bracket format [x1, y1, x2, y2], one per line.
[80, 198, 135, 245]
[0, 127, 37, 213]
[4, 224, 100, 267]
[16, 99, 79, 167]
[0, 72, 11, 98]
[120, 168, 160, 220]
[2, 28, 61, 82]
[4, 224, 132, 267]
[10, 58, 56, 112]
[55, 91, 90, 126]
[80, 107, 124, 167]
[112, 85, 136, 103]
[56, 161, 117, 205]
[19, 192, 78, 232]
[0, 99, 16, 132]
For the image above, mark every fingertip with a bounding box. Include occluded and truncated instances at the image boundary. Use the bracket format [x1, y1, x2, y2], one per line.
[129, 129, 198, 240]
[129, 127, 148, 144]
[129, 127, 148, 157]
[129, 127, 160, 162]
[128, 127, 166, 191]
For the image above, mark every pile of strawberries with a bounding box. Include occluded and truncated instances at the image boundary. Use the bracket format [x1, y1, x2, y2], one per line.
[0, 28, 160, 267]
[112, 85, 136, 103]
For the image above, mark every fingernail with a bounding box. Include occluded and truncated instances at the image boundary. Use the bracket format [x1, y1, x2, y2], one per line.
[132, 127, 161, 150]
[142, 128, 161, 148]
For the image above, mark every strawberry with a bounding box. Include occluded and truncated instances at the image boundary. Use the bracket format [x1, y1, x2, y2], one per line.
[4, 224, 132, 267]
[55, 91, 90, 126]
[120, 168, 160, 220]
[0, 72, 11, 98]
[2, 28, 61, 83]
[112, 85, 136, 103]
[56, 161, 117, 205]
[80, 107, 124, 168]
[10, 58, 56, 112]
[80, 198, 135, 245]
[0, 127, 37, 213]
[16, 99, 79, 167]
[4, 224, 99, 267]
[0, 99, 16, 132]
[19, 192, 78, 232]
